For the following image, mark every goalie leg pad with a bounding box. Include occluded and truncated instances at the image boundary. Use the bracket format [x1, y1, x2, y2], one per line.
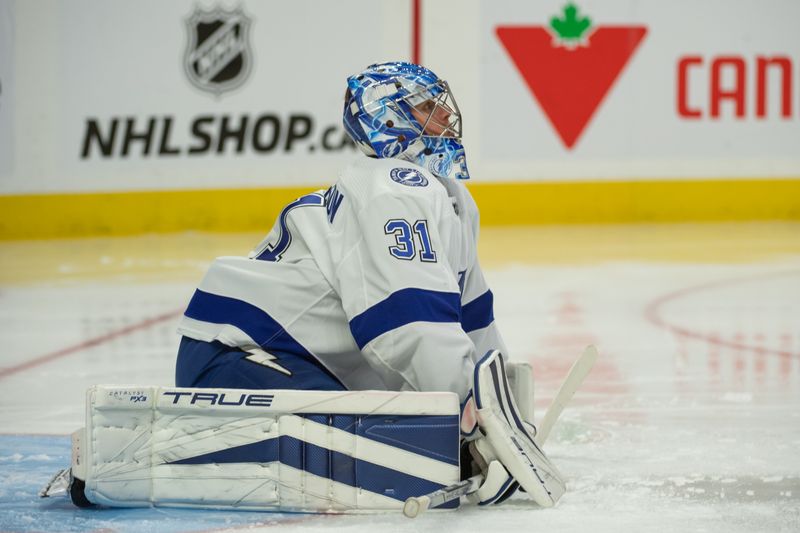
[72, 386, 461, 513]
[473, 350, 566, 507]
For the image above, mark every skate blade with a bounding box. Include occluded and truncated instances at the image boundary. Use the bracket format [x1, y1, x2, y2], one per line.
[39, 468, 70, 498]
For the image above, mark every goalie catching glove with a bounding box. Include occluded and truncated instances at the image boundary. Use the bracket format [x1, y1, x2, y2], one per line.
[461, 350, 566, 506]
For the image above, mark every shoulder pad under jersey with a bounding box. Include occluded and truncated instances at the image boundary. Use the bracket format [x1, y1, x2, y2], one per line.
[338, 157, 447, 207]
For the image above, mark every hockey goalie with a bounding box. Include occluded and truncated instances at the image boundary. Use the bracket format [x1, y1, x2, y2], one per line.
[41, 62, 572, 513]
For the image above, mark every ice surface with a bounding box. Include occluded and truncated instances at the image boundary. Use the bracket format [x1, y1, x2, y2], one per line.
[1, 226, 799, 532]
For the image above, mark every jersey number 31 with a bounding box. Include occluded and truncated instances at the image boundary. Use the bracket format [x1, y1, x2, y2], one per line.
[384, 219, 437, 262]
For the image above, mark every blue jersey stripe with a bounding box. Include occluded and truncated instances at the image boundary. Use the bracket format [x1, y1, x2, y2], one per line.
[349, 288, 462, 349]
[184, 289, 318, 360]
[461, 290, 495, 333]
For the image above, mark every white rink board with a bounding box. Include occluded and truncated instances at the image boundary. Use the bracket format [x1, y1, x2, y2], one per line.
[470, 0, 800, 180]
[1, 0, 799, 194]
[3, 0, 409, 194]
[0, 1, 12, 180]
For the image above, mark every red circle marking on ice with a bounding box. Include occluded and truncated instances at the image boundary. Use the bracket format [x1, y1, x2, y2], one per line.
[644, 270, 800, 359]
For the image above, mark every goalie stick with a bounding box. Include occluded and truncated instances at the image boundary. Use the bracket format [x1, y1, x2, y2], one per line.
[402, 344, 598, 518]
[535, 344, 598, 444]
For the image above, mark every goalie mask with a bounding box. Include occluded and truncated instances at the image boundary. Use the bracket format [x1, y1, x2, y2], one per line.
[343, 61, 470, 180]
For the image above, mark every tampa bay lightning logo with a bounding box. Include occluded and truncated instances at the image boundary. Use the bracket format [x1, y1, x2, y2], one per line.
[428, 156, 453, 178]
[381, 141, 404, 158]
[390, 168, 428, 187]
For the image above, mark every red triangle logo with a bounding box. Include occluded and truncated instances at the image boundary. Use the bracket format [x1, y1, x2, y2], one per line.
[496, 26, 647, 149]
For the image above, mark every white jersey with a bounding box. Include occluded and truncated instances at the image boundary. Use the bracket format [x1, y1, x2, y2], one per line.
[177, 156, 507, 400]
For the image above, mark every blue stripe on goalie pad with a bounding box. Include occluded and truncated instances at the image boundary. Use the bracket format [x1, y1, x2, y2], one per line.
[355, 414, 459, 466]
[171, 438, 280, 465]
[303, 414, 459, 465]
[169, 413, 459, 507]
[288, 437, 456, 506]
[170, 435, 456, 507]
[299, 414, 459, 465]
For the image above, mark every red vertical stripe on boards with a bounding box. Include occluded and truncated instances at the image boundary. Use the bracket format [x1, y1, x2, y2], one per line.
[412, 0, 421, 64]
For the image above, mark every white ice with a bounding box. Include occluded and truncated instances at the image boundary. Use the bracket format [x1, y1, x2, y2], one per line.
[1, 225, 798, 532]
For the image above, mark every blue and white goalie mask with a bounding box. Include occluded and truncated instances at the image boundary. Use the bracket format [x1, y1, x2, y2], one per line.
[343, 61, 470, 180]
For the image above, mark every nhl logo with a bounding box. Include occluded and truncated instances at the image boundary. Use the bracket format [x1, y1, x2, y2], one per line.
[184, 6, 253, 96]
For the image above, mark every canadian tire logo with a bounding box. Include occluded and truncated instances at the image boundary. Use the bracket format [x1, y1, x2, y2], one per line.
[496, 3, 647, 149]
[184, 6, 252, 96]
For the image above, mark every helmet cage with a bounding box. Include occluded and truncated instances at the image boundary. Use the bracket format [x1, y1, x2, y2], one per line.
[389, 79, 463, 141]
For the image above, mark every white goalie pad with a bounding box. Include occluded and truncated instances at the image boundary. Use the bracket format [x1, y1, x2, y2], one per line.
[73, 386, 461, 513]
[473, 351, 566, 507]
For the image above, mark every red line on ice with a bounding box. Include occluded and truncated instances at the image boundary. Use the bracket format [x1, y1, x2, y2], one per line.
[0, 309, 184, 380]
[644, 269, 800, 359]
